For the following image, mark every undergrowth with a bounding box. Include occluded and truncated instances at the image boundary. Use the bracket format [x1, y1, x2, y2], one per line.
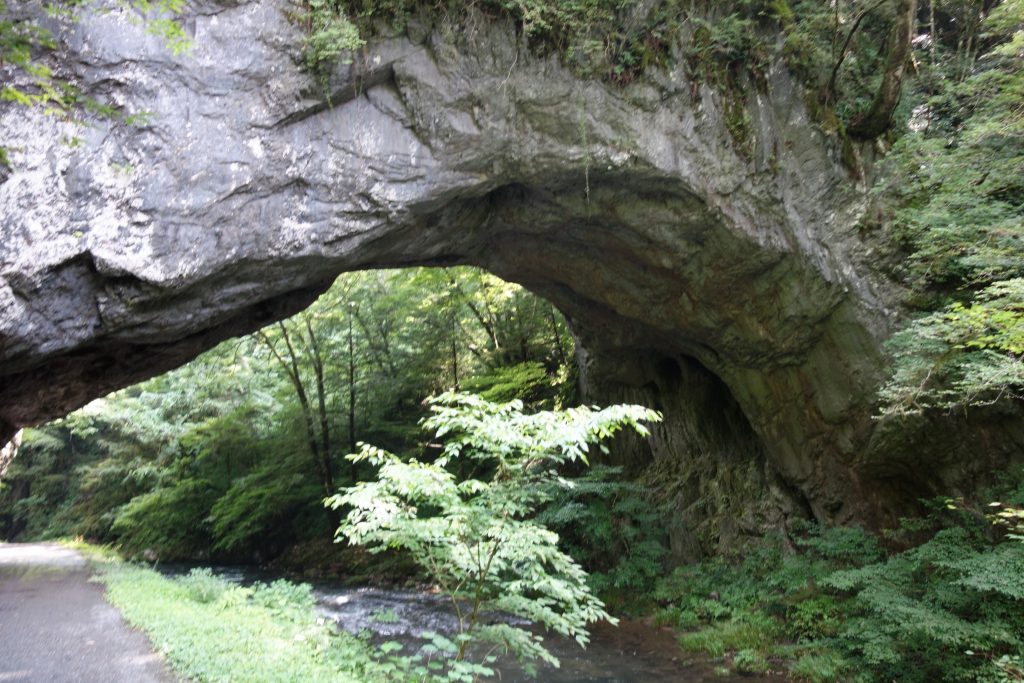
[94, 561, 394, 683]
[654, 493, 1024, 682]
[537, 464, 669, 612]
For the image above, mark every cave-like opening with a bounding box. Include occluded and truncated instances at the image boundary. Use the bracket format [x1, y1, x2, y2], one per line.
[0, 262, 807, 565]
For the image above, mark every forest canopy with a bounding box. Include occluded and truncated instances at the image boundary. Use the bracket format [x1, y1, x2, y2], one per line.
[0, 267, 576, 558]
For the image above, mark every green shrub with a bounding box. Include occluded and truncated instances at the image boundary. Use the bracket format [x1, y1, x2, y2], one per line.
[679, 612, 781, 658]
[179, 567, 228, 604]
[536, 464, 668, 603]
[732, 647, 770, 674]
[786, 595, 842, 643]
[660, 509, 1024, 682]
[305, 0, 364, 76]
[790, 651, 853, 683]
[329, 392, 661, 677]
[825, 527, 1024, 683]
[793, 523, 884, 566]
[110, 479, 219, 561]
[250, 579, 317, 617]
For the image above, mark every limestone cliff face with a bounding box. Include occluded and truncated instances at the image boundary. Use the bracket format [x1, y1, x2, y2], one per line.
[0, 1, 992, 549]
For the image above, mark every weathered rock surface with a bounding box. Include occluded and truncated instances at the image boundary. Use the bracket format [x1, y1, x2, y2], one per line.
[0, 429, 22, 480]
[1, 1, 1012, 547]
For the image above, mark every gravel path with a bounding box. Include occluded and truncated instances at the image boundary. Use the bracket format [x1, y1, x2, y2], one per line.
[0, 543, 176, 682]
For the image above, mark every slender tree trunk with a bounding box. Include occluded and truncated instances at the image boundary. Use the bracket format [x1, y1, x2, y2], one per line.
[347, 307, 358, 484]
[354, 309, 397, 378]
[547, 305, 570, 369]
[929, 0, 936, 67]
[826, 0, 889, 104]
[270, 325, 324, 483]
[257, 325, 340, 531]
[463, 297, 500, 354]
[305, 317, 335, 497]
[451, 311, 460, 390]
[848, 0, 919, 139]
[831, 0, 841, 60]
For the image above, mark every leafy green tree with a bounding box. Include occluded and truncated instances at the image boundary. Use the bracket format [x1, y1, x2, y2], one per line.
[328, 393, 661, 677]
[878, 0, 1024, 415]
[1, 268, 577, 567]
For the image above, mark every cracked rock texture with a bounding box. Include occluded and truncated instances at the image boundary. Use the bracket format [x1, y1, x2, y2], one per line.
[2, 1, 1015, 551]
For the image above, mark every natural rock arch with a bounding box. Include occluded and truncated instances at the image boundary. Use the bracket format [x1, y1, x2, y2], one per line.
[2, 1, 1008, 553]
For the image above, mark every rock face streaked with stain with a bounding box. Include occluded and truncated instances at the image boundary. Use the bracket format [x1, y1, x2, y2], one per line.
[2, 2, 1017, 553]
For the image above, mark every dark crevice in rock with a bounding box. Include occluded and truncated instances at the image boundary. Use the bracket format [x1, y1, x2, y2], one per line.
[581, 349, 802, 560]
[273, 63, 399, 129]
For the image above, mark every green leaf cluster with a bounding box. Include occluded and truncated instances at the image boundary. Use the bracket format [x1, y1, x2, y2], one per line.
[880, 279, 1024, 414]
[304, 0, 364, 76]
[656, 502, 1024, 682]
[328, 393, 661, 675]
[878, 1, 1024, 415]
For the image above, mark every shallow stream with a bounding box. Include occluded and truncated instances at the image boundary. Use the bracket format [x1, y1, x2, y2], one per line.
[164, 565, 754, 682]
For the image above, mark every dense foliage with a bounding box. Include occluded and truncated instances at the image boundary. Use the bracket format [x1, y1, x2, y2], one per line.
[535, 464, 670, 604]
[877, 0, 1024, 415]
[655, 489, 1024, 681]
[329, 393, 662, 677]
[0, 268, 575, 564]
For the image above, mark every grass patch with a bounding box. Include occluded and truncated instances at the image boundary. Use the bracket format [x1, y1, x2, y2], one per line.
[678, 612, 780, 658]
[790, 651, 853, 682]
[93, 560, 390, 683]
[59, 537, 121, 562]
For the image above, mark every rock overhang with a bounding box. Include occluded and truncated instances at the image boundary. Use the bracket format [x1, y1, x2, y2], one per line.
[2, 0, 959, 537]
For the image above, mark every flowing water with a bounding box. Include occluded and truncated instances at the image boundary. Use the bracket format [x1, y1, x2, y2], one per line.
[163, 565, 756, 682]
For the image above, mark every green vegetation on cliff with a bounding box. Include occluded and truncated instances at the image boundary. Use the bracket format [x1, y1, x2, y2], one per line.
[307, 0, 926, 141]
[877, 0, 1024, 415]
